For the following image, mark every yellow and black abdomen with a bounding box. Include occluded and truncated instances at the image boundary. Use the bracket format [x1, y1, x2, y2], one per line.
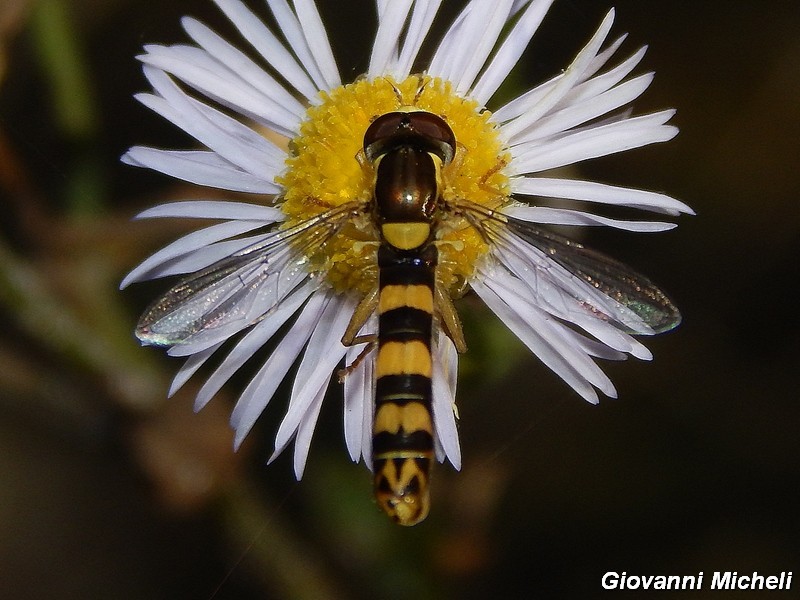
[363, 109, 456, 525]
[373, 244, 437, 526]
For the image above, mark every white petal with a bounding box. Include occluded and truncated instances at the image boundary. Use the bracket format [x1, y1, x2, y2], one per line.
[343, 311, 378, 464]
[565, 46, 648, 107]
[499, 9, 615, 140]
[484, 264, 652, 360]
[474, 278, 600, 402]
[492, 72, 561, 124]
[511, 110, 678, 174]
[486, 270, 618, 396]
[270, 293, 355, 465]
[508, 73, 654, 145]
[504, 205, 677, 232]
[439, 328, 458, 401]
[361, 377, 374, 470]
[168, 343, 222, 398]
[393, 0, 442, 79]
[139, 47, 298, 138]
[266, 0, 329, 92]
[137, 67, 287, 173]
[557, 326, 628, 361]
[495, 29, 630, 124]
[426, 1, 469, 79]
[130, 234, 269, 283]
[212, 0, 319, 100]
[432, 330, 461, 469]
[266, 0, 339, 92]
[122, 148, 280, 194]
[294, 0, 340, 90]
[134, 201, 284, 222]
[510, 0, 532, 14]
[493, 227, 654, 334]
[453, 0, 515, 95]
[493, 35, 635, 126]
[473, 278, 612, 403]
[368, 0, 414, 78]
[343, 344, 369, 463]
[511, 177, 694, 216]
[583, 33, 629, 82]
[145, 75, 288, 167]
[230, 290, 328, 448]
[193, 285, 315, 411]
[120, 220, 271, 289]
[291, 384, 327, 478]
[492, 31, 632, 125]
[470, 0, 554, 104]
[181, 17, 306, 119]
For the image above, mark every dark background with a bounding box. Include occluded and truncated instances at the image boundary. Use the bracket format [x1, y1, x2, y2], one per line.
[1, 1, 797, 598]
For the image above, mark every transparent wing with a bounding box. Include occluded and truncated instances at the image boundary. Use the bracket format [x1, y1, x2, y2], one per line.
[453, 200, 681, 335]
[136, 202, 362, 347]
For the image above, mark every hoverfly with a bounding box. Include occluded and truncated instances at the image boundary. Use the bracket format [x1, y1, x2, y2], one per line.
[134, 105, 680, 526]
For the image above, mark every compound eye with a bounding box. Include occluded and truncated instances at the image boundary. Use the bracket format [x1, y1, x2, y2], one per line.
[405, 112, 456, 164]
[364, 112, 406, 161]
[363, 111, 456, 164]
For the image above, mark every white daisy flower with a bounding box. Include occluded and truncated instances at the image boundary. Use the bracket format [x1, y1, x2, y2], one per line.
[121, 0, 692, 525]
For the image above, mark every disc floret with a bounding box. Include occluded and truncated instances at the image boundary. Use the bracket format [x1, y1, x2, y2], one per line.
[278, 75, 511, 296]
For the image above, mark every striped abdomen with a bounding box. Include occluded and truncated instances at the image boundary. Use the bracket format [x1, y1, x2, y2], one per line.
[373, 244, 437, 526]
[364, 110, 455, 525]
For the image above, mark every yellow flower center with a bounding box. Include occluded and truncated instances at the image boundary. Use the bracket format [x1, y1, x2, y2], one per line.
[278, 75, 510, 297]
